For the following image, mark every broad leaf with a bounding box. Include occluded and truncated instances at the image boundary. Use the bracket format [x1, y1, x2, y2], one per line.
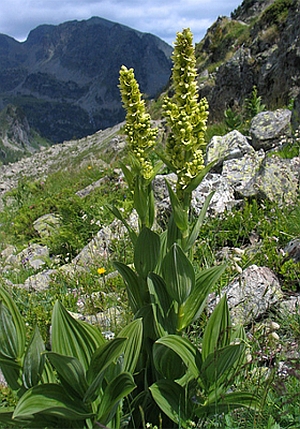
[134, 176, 148, 225]
[201, 344, 244, 388]
[117, 318, 143, 374]
[113, 261, 145, 313]
[119, 161, 134, 190]
[162, 243, 195, 305]
[166, 213, 182, 250]
[134, 228, 160, 279]
[51, 301, 105, 370]
[178, 265, 226, 331]
[22, 326, 45, 389]
[97, 372, 136, 425]
[149, 379, 192, 427]
[155, 335, 202, 380]
[0, 287, 26, 359]
[202, 295, 231, 361]
[148, 272, 177, 334]
[85, 337, 127, 403]
[195, 391, 261, 417]
[153, 343, 186, 380]
[0, 302, 19, 360]
[13, 384, 93, 421]
[46, 352, 88, 399]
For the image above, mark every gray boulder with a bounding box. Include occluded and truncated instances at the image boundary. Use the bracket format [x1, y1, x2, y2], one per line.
[222, 149, 265, 193]
[206, 130, 254, 172]
[237, 155, 299, 204]
[33, 213, 61, 238]
[209, 265, 283, 325]
[249, 109, 292, 151]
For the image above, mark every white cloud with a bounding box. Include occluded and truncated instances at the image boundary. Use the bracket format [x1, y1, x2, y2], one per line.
[0, 0, 242, 45]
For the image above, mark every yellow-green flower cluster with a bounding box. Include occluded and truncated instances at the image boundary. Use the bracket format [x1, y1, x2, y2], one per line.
[163, 28, 209, 190]
[119, 65, 157, 180]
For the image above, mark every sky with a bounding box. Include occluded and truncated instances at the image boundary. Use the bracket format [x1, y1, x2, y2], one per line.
[0, 0, 243, 46]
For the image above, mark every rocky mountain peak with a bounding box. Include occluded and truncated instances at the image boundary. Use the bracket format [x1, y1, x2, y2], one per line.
[0, 17, 172, 148]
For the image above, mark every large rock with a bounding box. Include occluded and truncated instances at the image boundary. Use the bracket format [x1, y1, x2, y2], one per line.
[222, 149, 265, 192]
[209, 265, 283, 325]
[206, 130, 254, 171]
[249, 109, 292, 151]
[191, 173, 236, 215]
[238, 155, 299, 204]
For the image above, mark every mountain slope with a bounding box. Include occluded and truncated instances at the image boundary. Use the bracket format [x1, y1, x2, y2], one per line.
[0, 105, 49, 164]
[195, 0, 300, 124]
[0, 17, 172, 143]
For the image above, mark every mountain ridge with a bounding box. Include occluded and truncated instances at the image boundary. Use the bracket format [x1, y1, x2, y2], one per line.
[0, 16, 172, 145]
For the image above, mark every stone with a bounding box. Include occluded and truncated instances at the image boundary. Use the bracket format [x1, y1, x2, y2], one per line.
[249, 109, 292, 151]
[33, 213, 61, 238]
[222, 149, 265, 192]
[209, 265, 283, 325]
[283, 238, 300, 263]
[24, 269, 57, 292]
[16, 243, 50, 269]
[237, 155, 299, 204]
[206, 130, 254, 172]
[191, 173, 236, 215]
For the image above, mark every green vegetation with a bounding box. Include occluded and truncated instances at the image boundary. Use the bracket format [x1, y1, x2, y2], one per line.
[0, 28, 299, 429]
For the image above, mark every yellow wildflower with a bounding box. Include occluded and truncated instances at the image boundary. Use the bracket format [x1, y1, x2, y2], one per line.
[97, 267, 106, 275]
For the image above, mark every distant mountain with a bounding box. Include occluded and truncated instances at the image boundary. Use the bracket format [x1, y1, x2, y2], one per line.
[0, 17, 172, 143]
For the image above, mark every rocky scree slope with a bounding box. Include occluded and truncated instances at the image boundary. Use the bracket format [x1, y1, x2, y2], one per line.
[0, 109, 299, 329]
[0, 17, 172, 143]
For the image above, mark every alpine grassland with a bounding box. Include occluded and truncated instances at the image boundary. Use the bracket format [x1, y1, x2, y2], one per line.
[0, 28, 299, 428]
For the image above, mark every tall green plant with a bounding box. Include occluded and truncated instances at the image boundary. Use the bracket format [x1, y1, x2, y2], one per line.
[115, 28, 260, 428]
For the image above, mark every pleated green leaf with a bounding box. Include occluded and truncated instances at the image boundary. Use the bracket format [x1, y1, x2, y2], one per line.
[46, 352, 88, 399]
[162, 243, 195, 305]
[184, 191, 215, 252]
[113, 261, 144, 313]
[22, 326, 45, 389]
[119, 161, 134, 190]
[97, 372, 136, 425]
[134, 227, 160, 279]
[155, 335, 202, 380]
[153, 343, 186, 380]
[51, 301, 105, 370]
[147, 272, 177, 334]
[13, 384, 93, 421]
[134, 176, 148, 224]
[85, 337, 127, 403]
[195, 391, 261, 417]
[166, 213, 182, 250]
[178, 265, 226, 331]
[202, 295, 231, 361]
[0, 302, 19, 360]
[202, 344, 244, 387]
[149, 379, 192, 427]
[117, 318, 143, 374]
[0, 286, 26, 358]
